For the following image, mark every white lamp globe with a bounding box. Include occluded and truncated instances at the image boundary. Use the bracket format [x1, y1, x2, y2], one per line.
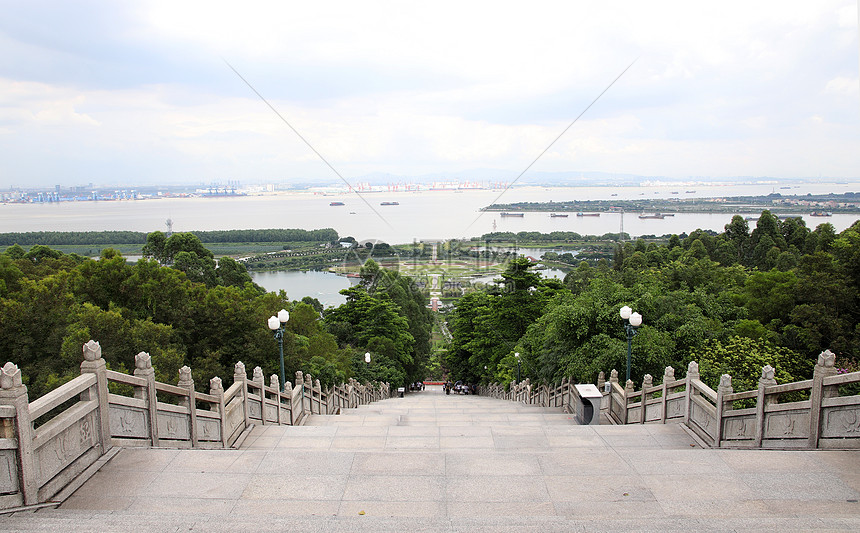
[365, 352, 371, 363]
[267, 316, 280, 331]
[629, 312, 642, 327]
[620, 306, 632, 320]
[277, 309, 290, 323]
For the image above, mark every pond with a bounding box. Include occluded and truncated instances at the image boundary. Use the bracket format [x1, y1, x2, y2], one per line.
[250, 270, 356, 308]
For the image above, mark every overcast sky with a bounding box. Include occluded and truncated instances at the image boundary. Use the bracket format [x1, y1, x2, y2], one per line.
[1, 0, 858, 188]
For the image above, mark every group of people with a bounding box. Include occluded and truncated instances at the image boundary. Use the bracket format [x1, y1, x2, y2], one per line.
[444, 380, 476, 395]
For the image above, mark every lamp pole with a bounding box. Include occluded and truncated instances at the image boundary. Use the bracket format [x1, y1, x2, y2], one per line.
[267, 309, 290, 392]
[619, 306, 642, 382]
[515, 352, 521, 383]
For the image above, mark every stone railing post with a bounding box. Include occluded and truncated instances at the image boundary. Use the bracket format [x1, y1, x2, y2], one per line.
[133, 351, 159, 447]
[295, 371, 305, 419]
[234, 361, 249, 429]
[683, 361, 699, 427]
[607, 369, 618, 418]
[715, 374, 733, 447]
[177, 366, 197, 447]
[79, 340, 112, 455]
[346, 379, 354, 409]
[0, 362, 37, 505]
[270, 375, 283, 424]
[209, 377, 228, 448]
[314, 379, 322, 414]
[808, 350, 837, 448]
[597, 371, 606, 391]
[253, 366, 266, 425]
[283, 381, 294, 425]
[754, 365, 777, 448]
[624, 379, 635, 424]
[640, 374, 652, 424]
[304, 373, 313, 413]
[660, 366, 674, 423]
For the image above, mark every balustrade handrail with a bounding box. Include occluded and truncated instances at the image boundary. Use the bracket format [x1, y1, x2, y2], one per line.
[28, 373, 97, 420]
[476, 349, 859, 452]
[0, 339, 391, 511]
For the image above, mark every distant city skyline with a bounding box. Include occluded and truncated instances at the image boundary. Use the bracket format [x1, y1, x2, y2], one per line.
[1, 1, 858, 189]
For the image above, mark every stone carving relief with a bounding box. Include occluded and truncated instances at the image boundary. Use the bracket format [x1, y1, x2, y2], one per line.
[226, 401, 244, 433]
[687, 361, 699, 378]
[80, 418, 91, 443]
[666, 399, 684, 418]
[0, 362, 22, 390]
[248, 400, 262, 419]
[663, 366, 675, 382]
[197, 419, 220, 441]
[134, 352, 152, 370]
[209, 376, 223, 395]
[725, 416, 754, 439]
[818, 349, 835, 368]
[234, 361, 246, 380]
[157, 412, 190, 440]
[82, 340, 101, 361]
[824, 408, 860, 437]
[0, 451, 18, 493]
[765, 412, 808, 439]
[36, 414, 95, 486]
[178, 366, 193, 387]
[690, 403, 712, 431]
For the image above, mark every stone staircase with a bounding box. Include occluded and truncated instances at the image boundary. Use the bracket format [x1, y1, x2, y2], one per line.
[3, 387, 859, 532]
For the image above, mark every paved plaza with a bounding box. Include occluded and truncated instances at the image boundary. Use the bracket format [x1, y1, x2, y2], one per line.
[2, 386, 859, 531]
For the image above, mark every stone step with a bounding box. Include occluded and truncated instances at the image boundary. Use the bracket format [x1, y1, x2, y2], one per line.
[7, 507, 851, 532]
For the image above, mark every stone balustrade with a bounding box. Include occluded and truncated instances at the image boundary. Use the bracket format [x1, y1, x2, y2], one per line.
[479, 350, 860, 451]
[0, 340, 390, 510]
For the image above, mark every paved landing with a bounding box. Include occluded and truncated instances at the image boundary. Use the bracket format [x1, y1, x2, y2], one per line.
[3, 387, 859, 531]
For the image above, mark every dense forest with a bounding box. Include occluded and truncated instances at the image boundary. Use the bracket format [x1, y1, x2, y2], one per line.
[445, 211, 860, 392]
[0, 232, 431, 399]
[5, 211, 860, 400]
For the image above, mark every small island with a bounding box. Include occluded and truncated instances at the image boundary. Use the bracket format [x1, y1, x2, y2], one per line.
[482, 192, 860, 215]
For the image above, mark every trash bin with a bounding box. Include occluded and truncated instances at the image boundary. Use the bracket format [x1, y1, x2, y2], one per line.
[398, 387, 405, 398]
[573, 384, 602, 425]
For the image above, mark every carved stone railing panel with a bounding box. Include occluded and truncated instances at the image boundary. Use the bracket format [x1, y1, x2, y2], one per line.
[33, 405, 99, 488]
[109, 403, 150, 439]
[722, 413, 756, 442]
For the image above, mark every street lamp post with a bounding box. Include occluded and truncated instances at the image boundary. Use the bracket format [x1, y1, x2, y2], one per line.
[267, 308, 290, 392]
[514, 352, 521, 383]
[619, 306, 642, 382]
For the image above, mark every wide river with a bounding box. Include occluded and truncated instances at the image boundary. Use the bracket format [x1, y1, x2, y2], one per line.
[2, 183, 858, 243]
[4, 183, 857, 305]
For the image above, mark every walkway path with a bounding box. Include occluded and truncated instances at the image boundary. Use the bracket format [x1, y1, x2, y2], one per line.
[2, 386, 859, 531]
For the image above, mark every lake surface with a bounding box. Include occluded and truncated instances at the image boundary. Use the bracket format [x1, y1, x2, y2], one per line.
[250, 266, 570, 307]
[2, 183, 858, 244]
[250, 270, 356, 307]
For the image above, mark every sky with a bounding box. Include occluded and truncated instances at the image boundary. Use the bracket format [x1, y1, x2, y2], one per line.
[0, 0, 858, 189]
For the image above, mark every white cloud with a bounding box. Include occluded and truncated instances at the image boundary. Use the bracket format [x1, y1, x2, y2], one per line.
[824, 76, 860, 96]
[0, 0, 857, 186]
